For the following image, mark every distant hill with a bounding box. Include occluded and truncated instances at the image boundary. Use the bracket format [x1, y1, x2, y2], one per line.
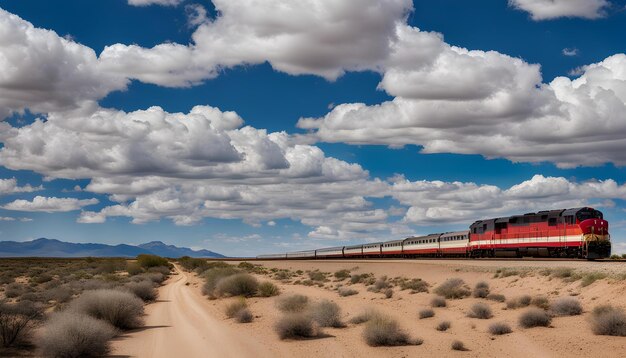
[0, 238, 225, 258]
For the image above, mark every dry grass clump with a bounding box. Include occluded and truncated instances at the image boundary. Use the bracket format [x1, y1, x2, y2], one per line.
[486, 293, 506, 302]
[258, 281, 280, 297]
[451, 340, 468, 351]
[434, 278, 470, 299]
[590, 305, 626, 336]
[225, 298, 248, 318]
[467, 302, 493, 319]
[363, 314, 419, 347]
[45, 286, 74, 303]
[68, 289, 143, 329]
[550, 297, 582, 316]
[123, 281, 157, 302]
[349, 309, 380, 325]
[473, 281, 490, 298]
[215, 273, 259, 297]
[581, 272, 607, 287]
[275, 313, 317, 340]
[39, 311, 117, 358]
[350, 273, 371, 284]
[235, 308, 254, 323]
[334, 270, 351, 280]
[311, 300, 344, 328]
[384, 288, 393, 299]
[519, 308, 551, 328]
[201, 266, 240, 297]
[308, 271, 326, 282]
[531, 296, 550, 310]
[419, 308, 435, 319]
[126, 262, 143, 276]
[372, 276, 390, 292]
[436, 320, 451, 331]
[277, 294, 309, 313]
[488, 322, 512, 335]
[507, 295, 532, 309]
[427, 297, 445, 309]
[398, 278, 429, 293]
[338, 287, 358, 297]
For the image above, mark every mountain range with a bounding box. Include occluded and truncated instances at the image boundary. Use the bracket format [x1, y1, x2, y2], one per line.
[0, 238, 225, 258]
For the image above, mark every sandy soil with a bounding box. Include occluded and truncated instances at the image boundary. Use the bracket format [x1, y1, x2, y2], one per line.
[112, 260, 626, 358]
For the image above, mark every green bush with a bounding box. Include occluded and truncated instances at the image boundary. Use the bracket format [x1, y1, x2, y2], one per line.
[258, 281, 280, 297]
[136, 255, 169, 269]
[215, 273, 259, 297]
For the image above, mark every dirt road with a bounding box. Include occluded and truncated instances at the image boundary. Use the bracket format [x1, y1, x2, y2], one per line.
[110, 265, 273, 358]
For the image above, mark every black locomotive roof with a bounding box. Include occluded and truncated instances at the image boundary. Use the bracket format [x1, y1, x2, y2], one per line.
[472, 208, 588, 228]
[344, 244, 363, 249]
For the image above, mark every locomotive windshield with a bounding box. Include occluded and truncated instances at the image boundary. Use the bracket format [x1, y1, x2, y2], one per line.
[576, 209, 603, 222]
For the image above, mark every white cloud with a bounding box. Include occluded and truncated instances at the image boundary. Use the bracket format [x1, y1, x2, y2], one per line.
[0, 178, 42, 195]
[128, 0, 183, 6]
[0, 217, 15, 221]
[562, 48, 579, 56]
[99, 0, 413, 86]
[185, 4, 209, 28]
[509, 0, 610, 20]
[2, 196, 99, 213]
[0, 9, 127, 119]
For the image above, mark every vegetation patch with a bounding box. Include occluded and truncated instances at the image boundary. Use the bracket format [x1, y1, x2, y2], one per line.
[418, 308, 435, 319]
[434, 278, 470, 299]
[39, 312, 117, 358]
[590, 305, 626, 336]
[310, 300, 344, 328]
[467, 302, 493, 319]
[277, 294, 309, 313]
[519, 308, 551, 328]
[363, 314, 418, 347]
[488, 322, 512, 335]
[68, 289, 144, 329]
[550, 297, 582, 316]
[275, 313, 317, 340]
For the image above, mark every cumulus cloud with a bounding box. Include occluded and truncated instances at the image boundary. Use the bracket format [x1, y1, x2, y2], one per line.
[299, 25, 626, 168]
[128, 0, 183, 6]
[2, 196, 99, 213]
[185, 4, 209, 28]
[392, 174, 626, 224]
[509, 0, 610, 20]
[562, 48, 579, 56]
[0, 9, 127, 119]
[99, 0, 412, 85]
[0, 178, 42, 195]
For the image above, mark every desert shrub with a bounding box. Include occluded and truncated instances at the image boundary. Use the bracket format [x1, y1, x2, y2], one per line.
[277, 294, 309, 313]
[275, 313, 316, 339]
[434, 278, 470, 299]
[590, 305, 626, 336]
[136, 272, 165, 285]
[419, 308, 435, 319]
[350, 273, 369, 284]
[399, 278, 429, 293]
[338, 287, 358, 297]
[488, 322, 512, 335]
[258, 281, 280, 297]
[468, 302, 493, 319]
[349, 309, 380, 324]
[373, 276, 390, 292]
[235, 308, 253, 323]
[550, 297, 582, 316]
[384, 288, 393, 299]
[31, 272, 53, 284]
[39, 311, 116, 358]
[519, 308, 551, 328]
[581, 272, 607, 287]
[431, 296, 447, 308]
[237, 262, 255, 271]
[45, 286, 74, 303]
[436, 320, 451, 331]
[4, 283, 25, 299]
[308, 271, 326, 282]
[126, 262, 143, 276]
[363, 314, 412, 347]
[531, 296, 550, 310]
[124, 281, 157, 302]
[274, 270, 291, 280]
[148, 266, 170, 276]
[311, 300, 344, 328]
[79, 279, 112, 291]
[0, 301, 42, 348]
[178, 257, 210, 272]
[215, 273, 259, 297]
[473, 281, 490, 298]
[69, 289, 143, 329]
[486, 293, 506, 302]
[225, 298, 247, 318]
[507, 295, 532, 309]
[136, 254, 169, 269]
[334, 270, 350, 280]
[202, 267, 240, 297]
[451, 340, 467, 351]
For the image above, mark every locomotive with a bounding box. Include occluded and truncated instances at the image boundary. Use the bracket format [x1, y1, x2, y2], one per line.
[257, 207, 611, 260]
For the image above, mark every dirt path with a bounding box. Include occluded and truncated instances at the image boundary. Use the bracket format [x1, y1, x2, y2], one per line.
[110, 265, 273, 358]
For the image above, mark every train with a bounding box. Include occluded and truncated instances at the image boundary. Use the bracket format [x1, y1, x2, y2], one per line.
[257, 207, 612, 260]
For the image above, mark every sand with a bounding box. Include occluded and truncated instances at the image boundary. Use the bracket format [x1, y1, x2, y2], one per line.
[111, 259, 626, 358]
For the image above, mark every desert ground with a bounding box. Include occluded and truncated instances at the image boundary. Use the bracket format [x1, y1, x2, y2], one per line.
[111, 258, 626, 358]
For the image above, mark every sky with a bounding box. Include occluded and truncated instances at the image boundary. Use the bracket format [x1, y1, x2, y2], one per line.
[0, 0, 626, 257]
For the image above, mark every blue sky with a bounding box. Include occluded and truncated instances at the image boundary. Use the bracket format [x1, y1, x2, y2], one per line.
[1, 0, 626, 256]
